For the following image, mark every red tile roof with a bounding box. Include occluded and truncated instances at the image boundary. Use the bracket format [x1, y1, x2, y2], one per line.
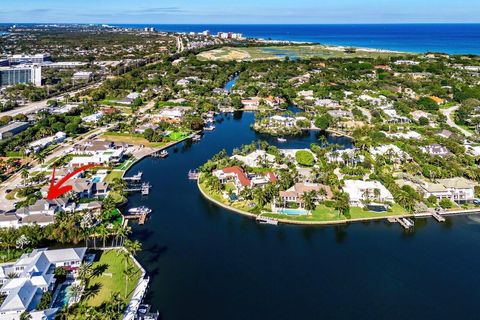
[223, 166, 251, 187]
[264, 172, 277, 183]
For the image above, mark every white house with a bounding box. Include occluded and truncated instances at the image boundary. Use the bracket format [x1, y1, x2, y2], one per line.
[232, 150, 276, 168]
[421, 144, 449, 157]
[343, 180, 395, 206]
[0, 247, 86, 319]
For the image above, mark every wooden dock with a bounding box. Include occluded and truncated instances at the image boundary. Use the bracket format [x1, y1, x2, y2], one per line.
[124, 213, 148, 225]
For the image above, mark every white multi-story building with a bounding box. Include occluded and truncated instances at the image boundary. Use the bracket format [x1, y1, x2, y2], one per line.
[8, 53, 51, 64]
[0, 65, 42, 87]
[343, 180, 395, 206]
[0, 247, 86, 319]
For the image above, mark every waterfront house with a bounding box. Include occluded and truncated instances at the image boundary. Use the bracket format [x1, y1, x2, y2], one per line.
[241, 97, 261, 110]
[0, 248, 86, 318]
[343, 180, 394, 206]
[213, 166, 277, 191]
[276, 183, 333, 210]
[436, 178, 476, 203]
[213, 166, 251, 190]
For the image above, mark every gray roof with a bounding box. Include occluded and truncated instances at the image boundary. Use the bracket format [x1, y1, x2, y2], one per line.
[21, 214, 55, 225]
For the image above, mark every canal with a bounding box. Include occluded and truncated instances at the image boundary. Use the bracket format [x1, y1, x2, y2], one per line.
[126, 111, 480, 320]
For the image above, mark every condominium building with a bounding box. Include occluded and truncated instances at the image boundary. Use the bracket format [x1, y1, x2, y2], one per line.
[8, 53, 51, 64]
[0, 65, 42, 87]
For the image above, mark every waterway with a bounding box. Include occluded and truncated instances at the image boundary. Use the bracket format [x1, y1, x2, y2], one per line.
[126, 111, 480, 320]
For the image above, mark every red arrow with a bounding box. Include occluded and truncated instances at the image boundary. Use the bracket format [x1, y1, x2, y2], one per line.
[47, 164, 96, 200]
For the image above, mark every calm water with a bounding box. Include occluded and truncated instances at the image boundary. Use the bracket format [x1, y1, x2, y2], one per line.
[126, 112, 480, 320]
[117, 24, 480, 54]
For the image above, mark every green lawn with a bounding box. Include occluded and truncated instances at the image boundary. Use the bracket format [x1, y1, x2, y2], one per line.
[198, 45, 407, 62]
[105, 170, 124, 182]
[264, 203, 409, 222]
[86, 250, 142, 307]
[168, 131, 189, 141]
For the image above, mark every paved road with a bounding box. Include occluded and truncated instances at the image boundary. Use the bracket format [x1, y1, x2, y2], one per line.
[441, 105, 473, 137]
[0, 81, 103, 118]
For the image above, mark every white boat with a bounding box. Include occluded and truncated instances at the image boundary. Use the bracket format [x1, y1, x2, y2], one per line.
[192, 134, 202, 142]
[128, 206, 152, 215]
[277, 137, 287, 143]
[159, 150, 168, 158]
[204, 125, 215, 131]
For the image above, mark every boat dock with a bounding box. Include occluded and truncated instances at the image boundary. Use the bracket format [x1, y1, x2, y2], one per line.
[125, 182, 151, 195]
[388, 217, 414, 230]
[431, 210, 446, 222]
[188, 170, 199, 180]
[256, 215, 279, 226]
[124, 213, 148, 225]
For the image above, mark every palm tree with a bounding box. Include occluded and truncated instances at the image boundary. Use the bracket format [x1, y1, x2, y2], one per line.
[373, 188, 381, 202]
[116, 226, 131, 248]
[78, 263, 93, 287]
[97, 225, 109, 248]
[35, 153, 46, 165]
[20, 169, 29, 186]
[19, 311, 32, 320]
[1, 228, 17, 260]
[124, 239, 142, 260]
[302, 191, 317, 211]
[69, 283, 83, 303]
[123, 265, 136, 299]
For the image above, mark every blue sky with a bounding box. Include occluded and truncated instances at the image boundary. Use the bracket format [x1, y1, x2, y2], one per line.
[2, 0, 480, 24]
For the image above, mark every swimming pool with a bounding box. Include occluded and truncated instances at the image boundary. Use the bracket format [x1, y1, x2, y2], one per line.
[279, 208, 308, 216]
[52, 284, 71, 309]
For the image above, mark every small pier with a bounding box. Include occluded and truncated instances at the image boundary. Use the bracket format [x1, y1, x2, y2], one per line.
[124, 213, 148, 225]
[431, 210, 446, 222]
[388, 217, 414, 229]
[188, 170, 199, 180]
[126, 182, 151, 195]
[256, 215, 278, 226]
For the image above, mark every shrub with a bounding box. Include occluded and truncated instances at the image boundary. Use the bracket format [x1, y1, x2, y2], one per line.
[295, 150, 315, 167]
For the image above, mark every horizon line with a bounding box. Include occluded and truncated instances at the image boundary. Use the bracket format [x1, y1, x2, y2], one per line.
[2, 22, 480, 26]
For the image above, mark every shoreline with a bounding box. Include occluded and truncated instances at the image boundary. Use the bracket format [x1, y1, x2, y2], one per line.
[197, 174, 480, 226]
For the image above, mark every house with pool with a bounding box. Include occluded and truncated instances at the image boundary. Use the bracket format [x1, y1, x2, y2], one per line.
[0, 247, 86, 319]
[213, 166, 277, 192]
[272, 182, 333, 215]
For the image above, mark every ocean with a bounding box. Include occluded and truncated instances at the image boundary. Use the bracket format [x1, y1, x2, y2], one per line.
[115, 24, 480, 55]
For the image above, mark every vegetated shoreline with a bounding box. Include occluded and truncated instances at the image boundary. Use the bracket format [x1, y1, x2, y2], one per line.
[196, 173, 412, 226]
